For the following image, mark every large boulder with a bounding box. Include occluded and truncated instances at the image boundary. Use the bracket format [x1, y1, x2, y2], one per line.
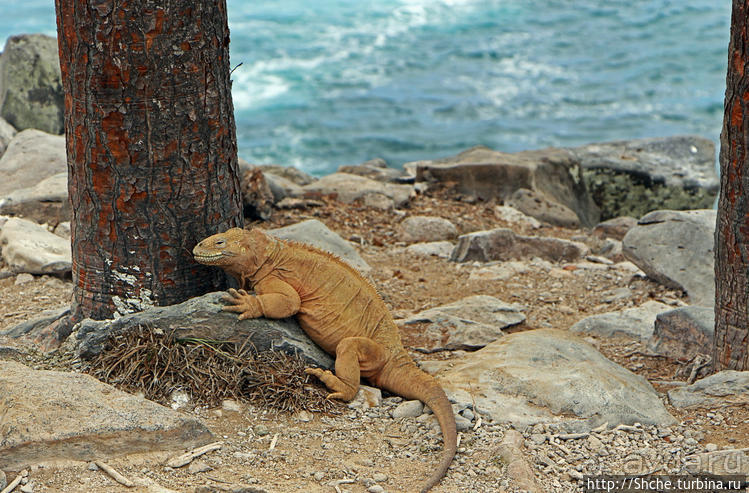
[451, 227, 589, 263]
[337, 158, 407, 183]
[433, 329, 675, 431]
[267, 219, 370, 273]
[0, 116, 16, 157]
[572, 136, 717, 220]
[0, 172, 69, 225]
[75, 291, 334, 370]
[0, 129, 66, 197]
[0, 360, 213, 471]
[622, 209, 716, 306]
[408, 146, 600, 227]
[0, 217, 71, 274]
[0, 34, 64, 134]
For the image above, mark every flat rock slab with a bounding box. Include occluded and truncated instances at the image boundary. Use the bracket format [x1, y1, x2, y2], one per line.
[400, 295, 525, 351]
[0, 217, 71, 274]
[397, 215, 457, 243]
[0, 128, 66, 197]
[647, 306, 714, 362]
[623, 209, 716, 306]
[451, 227, 589, 263]
[0, 172, 69, 225]
[76, 292, 334, 370]
[569, 301, 671, 343]
[267, 219, 370, 273]
[434, 328, 675, 431]
[404, 241, 454, 259]
[667, 370, 749, 409]
[0, 360, 213, 471]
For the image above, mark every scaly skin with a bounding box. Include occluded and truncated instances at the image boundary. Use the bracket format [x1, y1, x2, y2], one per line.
[193, 227, 457, 493]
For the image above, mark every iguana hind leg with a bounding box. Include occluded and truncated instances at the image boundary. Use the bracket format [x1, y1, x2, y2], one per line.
[305, 336, 388, 401]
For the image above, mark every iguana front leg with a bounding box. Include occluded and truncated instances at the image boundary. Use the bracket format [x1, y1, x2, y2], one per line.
[222, 277, 301, 320]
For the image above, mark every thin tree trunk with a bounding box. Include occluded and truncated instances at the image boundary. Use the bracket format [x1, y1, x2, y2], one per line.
[55, 0, 243, 325]
[715, 0, 749, 371]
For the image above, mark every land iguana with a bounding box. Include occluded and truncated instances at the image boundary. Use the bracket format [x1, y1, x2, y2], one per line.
[193, 227, 457, 493]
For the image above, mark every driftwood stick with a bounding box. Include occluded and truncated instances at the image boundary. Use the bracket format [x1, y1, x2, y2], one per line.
[95, 461, 134, 488]
[166, 441, 223, 468]
[0, 470, 27, 493]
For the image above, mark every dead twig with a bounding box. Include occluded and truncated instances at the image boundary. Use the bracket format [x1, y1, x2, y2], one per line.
[166, 441, 224, 468]
[95, 461, 134, 488]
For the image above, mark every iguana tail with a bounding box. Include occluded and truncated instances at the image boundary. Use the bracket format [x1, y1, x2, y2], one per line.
[378, 355, 457, 493]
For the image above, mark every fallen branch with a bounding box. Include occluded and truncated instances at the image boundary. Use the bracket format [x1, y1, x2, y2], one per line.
[166, 441, 223, 468]
[95, 461, 134, 488]
[0, 470, 27, 493]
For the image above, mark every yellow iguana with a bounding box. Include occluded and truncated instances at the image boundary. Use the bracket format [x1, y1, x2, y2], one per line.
[193, 227, 457, 493]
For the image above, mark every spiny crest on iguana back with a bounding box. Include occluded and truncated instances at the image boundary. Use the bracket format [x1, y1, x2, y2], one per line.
[264, 229, 393, 315]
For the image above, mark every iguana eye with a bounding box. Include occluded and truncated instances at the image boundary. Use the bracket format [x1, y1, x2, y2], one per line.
[216, 239, 226, 247]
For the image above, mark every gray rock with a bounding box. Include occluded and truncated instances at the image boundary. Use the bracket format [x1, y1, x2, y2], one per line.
[75, 292, 334, 370]
[573, 136, 717, 220]
[0, 217, 71, 274]
[592, 216, 637, 241]
[401, 295, 525, 352]
[647, 306, 714, 362]
[494, 205, 541, 229]
[404, 241, 454, 259]
[0, 116, 16, 157]
[267, 219, 370, 273]
[0, 34, 64, 134]
[0, 129, 66, 197]
[263, 172, 304, 202]
[451, 228, 590, 264]
[0, 172, 69, 225]
[569, 301, 671, 343]
[300, 172, 412, 208]
[0, 360, 213, 471]
[392, 400, 424, 419]
[435, 328, 675, 431]
[0, 306, 70, 339]
[622, 209, 716, 306]
[408, 145, 599, 227]
[53, 221, 71, 239]
[398, 215, 458, 243]
[506, 188, 580, 228]
[256, 164, 317, 186]
[338, 158, 406, 183]
[348, 385, 382, 410]
[667, 370, 749, 409]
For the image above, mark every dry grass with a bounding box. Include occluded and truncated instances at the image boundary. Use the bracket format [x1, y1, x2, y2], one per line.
[86, 325, 340, 414]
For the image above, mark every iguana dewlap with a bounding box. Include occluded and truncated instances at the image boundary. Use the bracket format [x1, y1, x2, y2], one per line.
[193, 227, 457, 493]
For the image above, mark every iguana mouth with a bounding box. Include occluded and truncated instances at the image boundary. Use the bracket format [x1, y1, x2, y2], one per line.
[194, 252, 229, 263]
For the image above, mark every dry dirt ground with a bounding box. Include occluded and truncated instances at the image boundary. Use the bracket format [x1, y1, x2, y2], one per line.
[1, 192, 747, 492]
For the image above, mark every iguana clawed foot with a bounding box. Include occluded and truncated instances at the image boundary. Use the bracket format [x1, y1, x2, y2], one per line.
[222, 288, 262, 320]
[305, 367, 358, 401]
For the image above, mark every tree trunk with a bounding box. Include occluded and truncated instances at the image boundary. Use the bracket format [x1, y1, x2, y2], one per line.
[55, 0, 243, 325]
[715, 0, 749, 371]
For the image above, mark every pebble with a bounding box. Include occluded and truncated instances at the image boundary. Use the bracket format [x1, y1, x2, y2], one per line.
[254, 424, 270, 436]
[529, 433, 546, 445]
[14, 273, 34, 285]
[368, 486, 385, 493]
[392, 400, 423, 419]
[87, 462, 99, 471]
[20, 483, 34, 493]
[705, 443, 718, 452]
[372, 473, 388, 482]
[188, 460, 212, 474]
[455, 415, 472, 432]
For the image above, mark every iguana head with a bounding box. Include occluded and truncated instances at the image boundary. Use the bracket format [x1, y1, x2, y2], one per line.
[193, 228, 249, 267]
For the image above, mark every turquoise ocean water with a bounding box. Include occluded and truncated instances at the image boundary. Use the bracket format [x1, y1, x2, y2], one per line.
[0, 0, 731, 176]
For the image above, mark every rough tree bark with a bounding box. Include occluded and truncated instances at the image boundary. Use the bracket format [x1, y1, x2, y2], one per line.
[715, 0, 749, 371]
[55, 0, 243, 327]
